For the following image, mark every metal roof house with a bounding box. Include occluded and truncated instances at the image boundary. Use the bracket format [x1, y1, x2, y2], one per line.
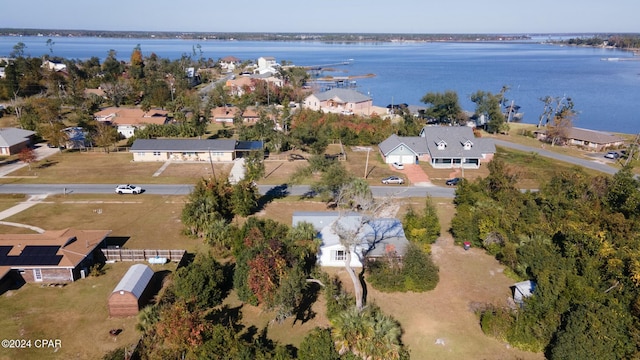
[108, 264, 154, 317]
[129, 138, 263, 162]
[292, 211, 409, 267]
[379, 126, 496, 168]
[512, 280, 536, 305]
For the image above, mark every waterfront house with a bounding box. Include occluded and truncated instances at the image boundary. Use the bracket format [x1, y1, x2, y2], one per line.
[292, 212, 409, 268]
[219, 56, 241, 72]
[303, 88, 373, 116]
[534, 127, 625, 151]
[256, 56, 279, 75]
[378, 126, 495, 168]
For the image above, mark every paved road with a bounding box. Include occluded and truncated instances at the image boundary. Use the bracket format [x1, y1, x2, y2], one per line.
[0, 139, 620, 198]
[493, 139, 619, 175]
[0, 183, 456, 198]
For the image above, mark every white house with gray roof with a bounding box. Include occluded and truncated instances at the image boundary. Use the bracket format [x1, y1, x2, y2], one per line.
[303, 88, 373, 115]
[129, 139, 262, 162]
[0, 127, 35, 155]
[379, 126, 495, 169]
[292, 211, 409, 267]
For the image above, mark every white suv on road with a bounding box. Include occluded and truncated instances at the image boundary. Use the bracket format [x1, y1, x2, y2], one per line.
[115, 184, 143, 194]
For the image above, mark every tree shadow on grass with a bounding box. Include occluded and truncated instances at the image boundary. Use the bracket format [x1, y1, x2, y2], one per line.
[256, 184, 290, 212]
[294, 281, 321, 325]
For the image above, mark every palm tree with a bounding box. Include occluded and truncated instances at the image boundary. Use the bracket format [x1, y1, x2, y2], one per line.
[331, 307, 405, 360]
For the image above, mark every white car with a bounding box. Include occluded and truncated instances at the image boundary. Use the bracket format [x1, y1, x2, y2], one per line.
[392, 162, 404, 170]
[115, 184, 143, 194]
[381, 176, 405, 184]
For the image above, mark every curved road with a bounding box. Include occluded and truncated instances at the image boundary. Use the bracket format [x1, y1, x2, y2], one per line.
[493, 139, 619, 175]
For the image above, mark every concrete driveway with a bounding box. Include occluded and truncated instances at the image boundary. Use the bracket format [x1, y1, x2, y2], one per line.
[0, 144, 60, 177]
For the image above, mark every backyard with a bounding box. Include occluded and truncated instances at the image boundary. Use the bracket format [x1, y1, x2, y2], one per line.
[0, 194, 545, 359]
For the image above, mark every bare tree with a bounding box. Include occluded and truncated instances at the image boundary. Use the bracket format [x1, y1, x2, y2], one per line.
[330, 181, 398, 311]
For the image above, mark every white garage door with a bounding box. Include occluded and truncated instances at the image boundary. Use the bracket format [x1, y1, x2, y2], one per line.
[386, 155, 401, 164]
[401, 155, 415, 164]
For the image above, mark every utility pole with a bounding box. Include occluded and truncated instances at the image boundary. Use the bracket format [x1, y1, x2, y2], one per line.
[364, 147, 371, 178]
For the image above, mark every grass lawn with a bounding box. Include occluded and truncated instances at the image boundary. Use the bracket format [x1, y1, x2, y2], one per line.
[0, 194, 27, 213]
[0, 151, 233, 185]
[1, 194, 202, 253]
[0, 261, 176, 360]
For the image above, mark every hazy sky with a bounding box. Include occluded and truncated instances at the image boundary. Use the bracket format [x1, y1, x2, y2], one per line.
[4, 0, 639, 34]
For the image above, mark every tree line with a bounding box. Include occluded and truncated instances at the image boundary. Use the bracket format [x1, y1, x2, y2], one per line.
[450, 160, 640, 359]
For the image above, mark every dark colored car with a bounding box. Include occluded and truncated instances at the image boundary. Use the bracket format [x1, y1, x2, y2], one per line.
[445, 177, 461, 186]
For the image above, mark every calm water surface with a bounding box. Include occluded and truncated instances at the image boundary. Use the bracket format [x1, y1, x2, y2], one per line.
[1, 36, 639, 133]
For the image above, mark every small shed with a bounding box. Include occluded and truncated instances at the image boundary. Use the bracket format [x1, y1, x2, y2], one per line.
[108, 264, 154, 317]
[512, 280, 536, 305]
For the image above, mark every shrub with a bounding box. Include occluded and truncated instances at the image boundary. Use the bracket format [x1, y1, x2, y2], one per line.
[367, 244, 439, 293]
[479, 306, 514, 342]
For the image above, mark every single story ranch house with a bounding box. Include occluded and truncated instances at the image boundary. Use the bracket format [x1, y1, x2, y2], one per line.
[0, 127, 35, 155]
[129, 138, 263, 162]
[379, 126, 496, 169]
[534, 127, 625, 151]
[0, 228, 111, 285]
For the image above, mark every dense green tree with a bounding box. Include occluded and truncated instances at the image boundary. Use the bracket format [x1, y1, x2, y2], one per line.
[402, 196, 440, 245]
[606, 164, 640, 217]
[102, 49, 123, 82]
[172, 253, 227, 309]
[92, 121, 119, 152]
[470, 90, 506, 133]
[421, 90, 463, 125]
[548, 303, 635, 360]
[231, 180, 260, 217]
[298, 328, 340, 360]
[182, 177, 234, 239]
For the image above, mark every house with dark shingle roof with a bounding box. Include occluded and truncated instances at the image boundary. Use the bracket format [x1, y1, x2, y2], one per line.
[379, 126, 495, 169]
[534, 127, 625, 151]
[303, 88, 373, 115]
[0, 228, 111, 285]
[0, 128, 35, 155]
[129, 138, 262, 162]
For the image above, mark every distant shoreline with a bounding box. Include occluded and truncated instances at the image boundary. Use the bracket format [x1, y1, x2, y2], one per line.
[2, 28, 628, 42]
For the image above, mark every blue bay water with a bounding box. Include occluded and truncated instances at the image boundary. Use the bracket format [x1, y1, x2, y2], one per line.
[1, 36, 639, 134]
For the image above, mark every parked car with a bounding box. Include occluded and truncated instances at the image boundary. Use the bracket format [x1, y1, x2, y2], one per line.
[392, 162, 404, 170]
[115, 184, 143, 194]
[381, 176, 404, 185]
[604, 151, 620, 159]
[445, 177, 461, 186]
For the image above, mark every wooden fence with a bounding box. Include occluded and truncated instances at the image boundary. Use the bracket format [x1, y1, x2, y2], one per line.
[101, 248, 186, 263]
